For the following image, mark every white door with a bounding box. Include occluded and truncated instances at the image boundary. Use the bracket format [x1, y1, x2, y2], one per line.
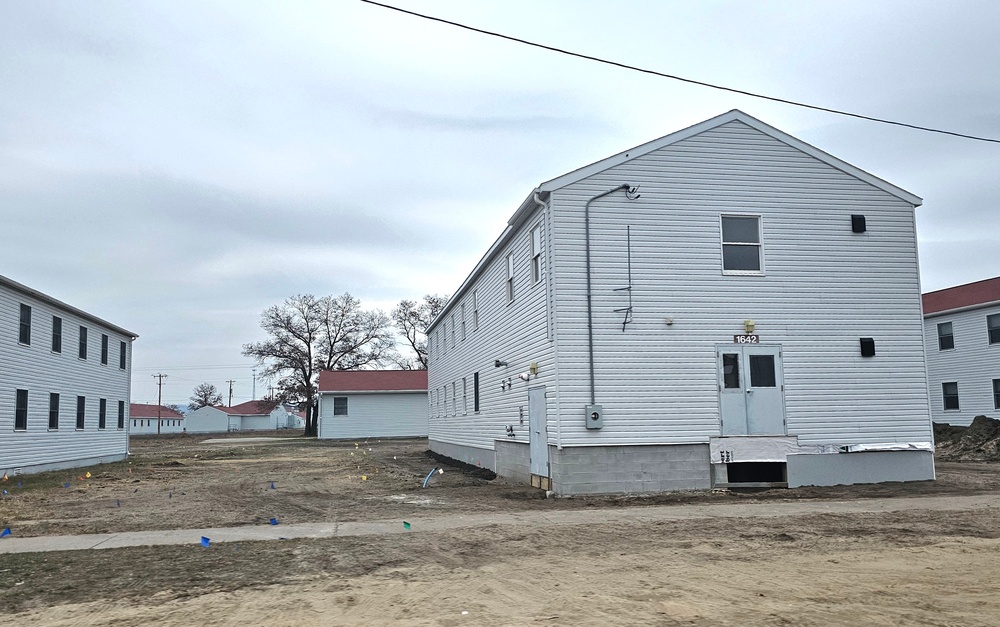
[528, 386, 549, 477]
[718, 345, 785, 435]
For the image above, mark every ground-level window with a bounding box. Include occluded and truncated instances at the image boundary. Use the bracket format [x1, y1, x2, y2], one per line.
[473, 372, 480, 413]
[76, 396, 86, 429]
[15, 389, 28, 430]
[721, 214, 762, 274]
[993, 379, 1000, 410]
[333, 396, 348, 416]
[99, 398, 107, 430]
[988, 314, 1000, 345]
[942, 382, 960, 411]
[937, 322, 955, 350]
[19, 304, 31, 345]
[118, 400, 125, 429]
[49, 393, 60, 429]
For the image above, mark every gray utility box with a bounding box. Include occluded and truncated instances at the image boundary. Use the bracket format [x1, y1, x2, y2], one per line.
[585, 404, 603, 429]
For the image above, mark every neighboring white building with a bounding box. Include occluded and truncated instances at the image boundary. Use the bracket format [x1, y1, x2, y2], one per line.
[184, 400, 285, 433]
[427, 110, 934, 495]
[1, 274, 137, 476]
[317, 370, 428, 440]
[129, 403, 185, 434]
[923, 276, 1000, 426]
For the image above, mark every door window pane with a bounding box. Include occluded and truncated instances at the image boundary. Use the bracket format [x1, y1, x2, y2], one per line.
[722, 354, 741, 388]
[749, 355, 776, 387]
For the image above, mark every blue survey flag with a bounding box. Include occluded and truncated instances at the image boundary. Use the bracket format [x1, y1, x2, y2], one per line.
[0, 527, 10, 538]
[270, 517, 278, 525]
[200, 536, 210, 547]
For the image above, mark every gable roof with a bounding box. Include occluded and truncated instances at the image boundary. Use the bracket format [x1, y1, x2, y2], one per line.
[318, 369, 428, 393]
[429, 110, 921, 332]
[923, 276, 1000, 316]
[129, 403, 184, 419]
[215, 400, 279, 415]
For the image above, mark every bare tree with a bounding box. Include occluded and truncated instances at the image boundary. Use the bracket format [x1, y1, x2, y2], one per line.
[243, 293, 396, 436]
[189, 383, 223, 410]
[392, 294, 448, 369]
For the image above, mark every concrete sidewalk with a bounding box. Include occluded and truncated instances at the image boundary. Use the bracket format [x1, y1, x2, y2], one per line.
[2, 493, 997, 555]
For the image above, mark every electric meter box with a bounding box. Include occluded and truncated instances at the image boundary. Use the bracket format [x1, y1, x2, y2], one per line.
[585, 404, 603, 429]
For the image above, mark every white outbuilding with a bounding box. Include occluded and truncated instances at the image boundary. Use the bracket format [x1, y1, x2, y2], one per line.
[317, 370, 428, 440]
[427, 110, 934, 494]
[184, 400, 288, 433]
[128, 403, 185, 434]
[923, 276, 1000, 426]
[1, 274, 137, 476]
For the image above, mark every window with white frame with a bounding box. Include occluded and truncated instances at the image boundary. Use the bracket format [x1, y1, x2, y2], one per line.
[721, 215, 762, 273]
[451, 382, 457, 416]
[15, 389, 28, 430]
[49, 393, 60, 429]
[52, 316, 62, 353]
[988, 314, 1000, 344]
[506, 253, 515, 303]
[450, 314, 456, 347]
[333, 396, 348, 416]
[76, 395, 86, 429]
[937, 322, 955, 350]
[462, 377, 467, 415]
[472, 290, 479, 330]
[531, 224, 542, 283]
[942, 382, 960, 411]
[461, 303, 466, 340]
[994, 379, 1000, 410]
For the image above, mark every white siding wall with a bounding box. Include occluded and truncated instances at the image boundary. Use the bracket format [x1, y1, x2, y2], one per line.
[924, 305, 1000, 426]
[550, 120, 931, 447]
[240, 413, 278, 431]
[184, 406, 230, 433]
[318, 391, 428, 439]
[427, 203, 558, 453]
[1, 284, 132, 473]
[430, 118, 931, 456]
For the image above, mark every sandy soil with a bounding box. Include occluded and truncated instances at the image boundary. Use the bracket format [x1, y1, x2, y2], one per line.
[2, 434, 1000, 626]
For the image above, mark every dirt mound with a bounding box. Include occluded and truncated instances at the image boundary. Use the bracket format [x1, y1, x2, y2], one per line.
[934, 416, 1000, 461]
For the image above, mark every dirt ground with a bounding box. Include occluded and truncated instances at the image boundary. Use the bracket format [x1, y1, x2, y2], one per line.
[2, 433, 1000, 626]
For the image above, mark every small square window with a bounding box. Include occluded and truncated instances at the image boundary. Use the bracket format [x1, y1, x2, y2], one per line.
[721, 215, 762, 274]
[937, 322, 955, 350]
[988, 314, 1000, 345]
[333, 397, 348, 416]
[942, 382, 959, 411]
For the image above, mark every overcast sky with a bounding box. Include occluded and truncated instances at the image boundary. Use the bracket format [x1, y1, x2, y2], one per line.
[2, 1, 998, 406]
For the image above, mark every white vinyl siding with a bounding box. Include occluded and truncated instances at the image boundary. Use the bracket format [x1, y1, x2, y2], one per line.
[1, 277, 132, 473]
[924, 303, 1000, 425]
[318, 391, 428, 439]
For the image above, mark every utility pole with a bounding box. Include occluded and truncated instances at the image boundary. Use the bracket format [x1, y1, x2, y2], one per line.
[252, 368, 257, 400]
[153, 373, 168, 435]
[226, 379, 235, 406]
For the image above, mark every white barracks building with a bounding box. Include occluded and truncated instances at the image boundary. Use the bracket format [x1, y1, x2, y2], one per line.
[426, 110, 934, 495]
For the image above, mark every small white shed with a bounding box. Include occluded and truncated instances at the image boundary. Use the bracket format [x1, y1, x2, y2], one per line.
[317, 370, 428, 440]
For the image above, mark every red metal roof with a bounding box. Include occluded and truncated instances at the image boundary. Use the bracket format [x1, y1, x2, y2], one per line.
[216, 400, 278, 415]
[318, 369, 428, 392]
[923, 276, 1000, 315]
[129, 403, 184, 419]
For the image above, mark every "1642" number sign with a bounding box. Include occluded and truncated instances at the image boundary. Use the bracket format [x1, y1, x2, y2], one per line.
[733, 334, 759, 344]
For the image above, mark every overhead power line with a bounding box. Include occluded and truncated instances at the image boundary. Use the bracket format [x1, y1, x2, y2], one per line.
[359, 0, 1000, 145]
